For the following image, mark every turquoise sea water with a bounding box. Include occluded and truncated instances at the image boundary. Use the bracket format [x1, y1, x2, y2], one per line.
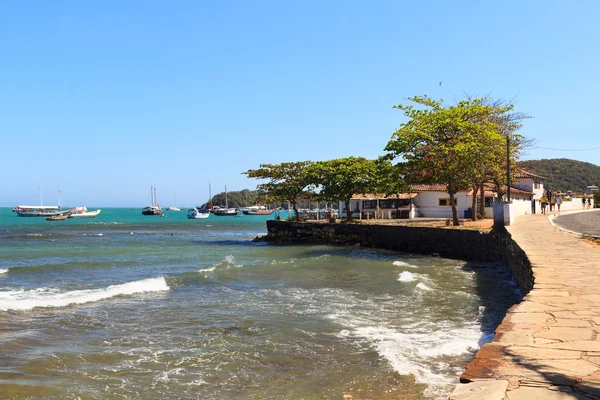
[0, 207, 520, 399]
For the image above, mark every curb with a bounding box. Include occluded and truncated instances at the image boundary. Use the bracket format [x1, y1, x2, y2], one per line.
[548, 209, 600, 238]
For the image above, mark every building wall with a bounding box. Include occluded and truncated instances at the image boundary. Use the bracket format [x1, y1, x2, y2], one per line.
[514, 177, 544, 199]
[412, 191, 471, 218]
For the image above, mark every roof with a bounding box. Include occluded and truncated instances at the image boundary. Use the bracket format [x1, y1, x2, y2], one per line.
[409, 184, 452, 192]
[515, 170, 547, 180]
[350, 193, 417, 200]
[482, 183, 533, 196]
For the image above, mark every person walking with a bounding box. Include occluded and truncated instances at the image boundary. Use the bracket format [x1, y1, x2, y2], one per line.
[588, 197, 592, 209]
[540, 195, 548, 215]
[582, 197, 587, 209]
[556, 196, 562, 213]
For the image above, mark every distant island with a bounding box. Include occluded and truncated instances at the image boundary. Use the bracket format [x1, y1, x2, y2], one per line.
[519, 158, 600, 192]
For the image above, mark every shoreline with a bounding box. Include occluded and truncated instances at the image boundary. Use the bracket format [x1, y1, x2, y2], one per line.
[261, 220, 534, 398]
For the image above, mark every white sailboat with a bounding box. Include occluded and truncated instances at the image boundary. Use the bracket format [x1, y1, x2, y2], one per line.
[213, 185, 238, 216]
[166, 193, 181, 211]
[14, 187, 67, 217]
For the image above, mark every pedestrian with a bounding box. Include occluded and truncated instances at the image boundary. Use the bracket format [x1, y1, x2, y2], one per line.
[556, 196, 562, 213]
[582, 197, 587, 209]
[540, 195, 548, 215]
[588, 197, 592, 209]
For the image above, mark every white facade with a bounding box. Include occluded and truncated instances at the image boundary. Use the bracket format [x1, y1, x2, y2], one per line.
[513, 176, 544, 200]
[411, 191, 472, 219]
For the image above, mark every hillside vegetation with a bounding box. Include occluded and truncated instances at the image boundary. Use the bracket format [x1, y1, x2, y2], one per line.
[519, 158, 600, 192]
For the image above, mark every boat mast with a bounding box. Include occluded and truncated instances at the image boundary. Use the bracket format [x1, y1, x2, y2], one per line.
[225, 185, 228, 208]
[57, 186, 61, 210]
[154, 185, 157, 207]
[39, 186, 43, 206]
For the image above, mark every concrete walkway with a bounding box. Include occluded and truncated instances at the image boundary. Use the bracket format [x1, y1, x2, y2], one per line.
[451, 211, 600, 400]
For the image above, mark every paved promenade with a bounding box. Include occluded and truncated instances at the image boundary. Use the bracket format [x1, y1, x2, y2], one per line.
[451, 211, 600, 400]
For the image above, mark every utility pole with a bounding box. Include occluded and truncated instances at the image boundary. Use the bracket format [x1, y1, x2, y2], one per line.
[506, 135, 511, 201]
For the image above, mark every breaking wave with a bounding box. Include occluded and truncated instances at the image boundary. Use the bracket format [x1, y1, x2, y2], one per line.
[0, 277, 169, 311]
[0, 268, 8, 275]
[393, 260, 418, 268]
[397, 271, 417, 282]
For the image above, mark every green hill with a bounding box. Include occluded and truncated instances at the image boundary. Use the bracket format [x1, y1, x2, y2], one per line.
[519, 158, 600, 192]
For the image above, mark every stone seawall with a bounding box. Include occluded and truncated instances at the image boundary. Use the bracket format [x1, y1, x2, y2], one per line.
[264, 220, 534, 300]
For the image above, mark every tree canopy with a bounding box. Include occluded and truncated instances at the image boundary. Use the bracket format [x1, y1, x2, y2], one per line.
[307, 157, 390, 221]
[243, 161, 314, 219]
[384, 95, 526, 225]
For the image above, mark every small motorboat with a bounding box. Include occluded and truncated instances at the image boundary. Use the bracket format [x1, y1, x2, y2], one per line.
[187, 208, 210, 219]
[68, 206, 102, 218]
[46, 215, 68, 221]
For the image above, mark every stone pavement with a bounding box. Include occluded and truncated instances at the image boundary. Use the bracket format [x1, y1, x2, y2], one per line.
[450, 211, 600, 400]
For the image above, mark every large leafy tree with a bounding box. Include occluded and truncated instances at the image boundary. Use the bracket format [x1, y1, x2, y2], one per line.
[384, 95, 514, 226]
[243, 161, 314, 219]
[308, 157, 385, 222]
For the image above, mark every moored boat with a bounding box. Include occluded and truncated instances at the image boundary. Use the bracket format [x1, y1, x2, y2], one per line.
[14, 205, 66, 217]
[213, 208, 238, 216]
[187, 207, 210, 219]
[241, 204, 274, 215]
[213, 185, 239, 216]
[14, 187, 66, 217]
[67, 206, 102, 218]
[166, 193, 181, 211]
[46, 214, 68, 221]
[142, 185, 163, 216]
[244, 209, 274, 215]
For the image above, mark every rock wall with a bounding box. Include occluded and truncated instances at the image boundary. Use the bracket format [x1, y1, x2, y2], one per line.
[264, 220, 534, 295]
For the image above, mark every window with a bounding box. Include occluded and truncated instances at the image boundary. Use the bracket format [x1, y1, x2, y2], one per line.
[534, 181, 541, 189]
[438, 198, 457, 206]
[379, 200, 398, 209]
[484, 197, 494, 207]
[362, 200, 377, 209]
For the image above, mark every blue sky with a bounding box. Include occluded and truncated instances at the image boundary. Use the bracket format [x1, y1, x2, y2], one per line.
[1, 1, 599, 207]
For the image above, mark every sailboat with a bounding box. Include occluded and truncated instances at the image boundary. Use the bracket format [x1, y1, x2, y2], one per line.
[142, 185, 163, 215]
[166, 193, 181, 211]
[14, 186, 67, 217]
[213, 185, 238, 216]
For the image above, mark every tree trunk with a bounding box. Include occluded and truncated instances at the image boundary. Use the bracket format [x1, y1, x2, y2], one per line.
[449, 192, 460, 226]
[345, 199, 353, 222]
[479, 181, 486, 219]
[291, 200, 300, 221]
[471, 185, 478, 221]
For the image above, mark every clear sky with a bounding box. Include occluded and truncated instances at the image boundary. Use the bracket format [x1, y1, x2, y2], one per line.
[1, 1, 599, 207]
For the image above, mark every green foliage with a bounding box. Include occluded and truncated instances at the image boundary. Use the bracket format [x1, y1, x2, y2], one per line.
[307, 157, 389, 221]
[594, 191, 600, 208]
[243, 161, 314, 219]
[384, 95, 524, 225]
[519, 159, 600, 192]
[211, 189, 259, 208]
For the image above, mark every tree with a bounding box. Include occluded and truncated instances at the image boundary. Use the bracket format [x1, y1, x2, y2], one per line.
[384, 95, 515, 226]
[243, 161, 314, 220]
[307, 157, 383, 222]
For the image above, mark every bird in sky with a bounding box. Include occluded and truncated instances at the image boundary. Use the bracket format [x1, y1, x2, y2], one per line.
[439, 81, 442, 86]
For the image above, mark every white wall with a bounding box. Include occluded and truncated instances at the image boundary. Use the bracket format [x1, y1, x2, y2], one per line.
[412, 192, 471, 218]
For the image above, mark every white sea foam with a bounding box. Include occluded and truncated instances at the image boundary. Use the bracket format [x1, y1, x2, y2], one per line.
[0, 277, 169, 311]
[416, 282, 433, 291]
[353, 324, 480, 397]
[397, 271, 416, 282]
[0, 269, 8, 275]
[198, 266, 216, 273]
[393, 260, 418, 268]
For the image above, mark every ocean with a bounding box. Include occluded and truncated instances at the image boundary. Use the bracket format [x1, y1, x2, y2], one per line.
[0, 207, 520, 399]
